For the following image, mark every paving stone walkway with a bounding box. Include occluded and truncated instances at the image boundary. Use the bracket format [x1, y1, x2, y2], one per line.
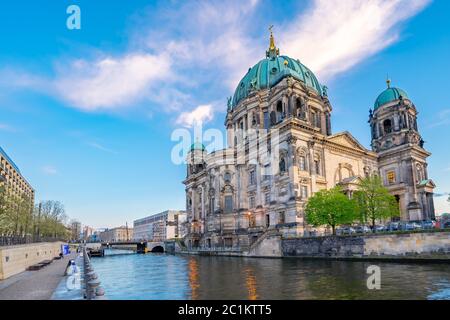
[0, 252, 77, 300]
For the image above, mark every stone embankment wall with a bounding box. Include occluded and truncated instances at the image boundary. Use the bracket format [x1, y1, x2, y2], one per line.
[0, 242, 64, 280]
[282, 232, 450, 260]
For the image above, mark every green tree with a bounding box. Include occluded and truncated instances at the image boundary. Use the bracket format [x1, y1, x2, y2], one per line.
[353, 175, 399, 231]
[305, 186, 357, 235]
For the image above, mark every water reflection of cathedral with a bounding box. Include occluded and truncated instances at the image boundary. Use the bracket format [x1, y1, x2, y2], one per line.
[183, 31, 435, 250]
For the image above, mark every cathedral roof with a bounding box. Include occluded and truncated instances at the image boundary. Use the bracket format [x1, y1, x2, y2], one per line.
[190, 142, 206, 151]
[374, 80, 409, 110]
[231, 29, 324, 109]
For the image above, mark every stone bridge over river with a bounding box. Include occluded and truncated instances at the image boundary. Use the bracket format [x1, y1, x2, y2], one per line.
[90, 241, 166, 253]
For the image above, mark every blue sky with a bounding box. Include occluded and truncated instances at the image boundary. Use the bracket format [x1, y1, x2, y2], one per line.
[0, 0, 449, 228]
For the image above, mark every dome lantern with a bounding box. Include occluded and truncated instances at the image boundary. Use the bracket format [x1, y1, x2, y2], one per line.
[266, 25, 280, 59]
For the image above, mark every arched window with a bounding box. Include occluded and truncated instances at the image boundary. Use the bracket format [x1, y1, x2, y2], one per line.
[224, 195, 233, 213]
[315, 112, 322, 129]
[251, 112, 257, 126]
[224, 172, 231, 183]
[279, 157, 286, 173]
[314, 159, 321, 176]
[299, 156, 306, 171]
[276, 101, 283, 122]
[383, 119, 392, 134]
[296, 98, 306, 119]
[209, 197, 215, 214]
[263, 111, 269, 129]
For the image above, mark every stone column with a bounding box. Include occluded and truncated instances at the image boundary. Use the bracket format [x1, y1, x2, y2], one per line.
[256, 163, 262, 206]
[191, 189, 195, 221]
[201, 186, 205, 220]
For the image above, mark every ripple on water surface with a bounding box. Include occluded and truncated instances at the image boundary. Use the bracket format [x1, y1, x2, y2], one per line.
[91, 253, 450, 300]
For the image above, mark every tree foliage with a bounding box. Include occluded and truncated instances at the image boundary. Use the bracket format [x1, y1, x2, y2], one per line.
[305, 186, 356, 235]
[353, 175, 399, 230]
[0, 184, 70, 239]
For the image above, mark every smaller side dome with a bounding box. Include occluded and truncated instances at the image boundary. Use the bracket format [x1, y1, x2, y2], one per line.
[190, 142, 206, 151]
[374, 84, 409, 110]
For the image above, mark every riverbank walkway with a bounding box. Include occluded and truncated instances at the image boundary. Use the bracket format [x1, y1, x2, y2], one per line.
[0, 252, 76, 300]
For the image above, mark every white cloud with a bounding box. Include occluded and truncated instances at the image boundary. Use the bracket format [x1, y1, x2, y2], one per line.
[42, 165, 57, 175]
[427, 109, 450, 128]
[176, 105, 214, 128]
[53, 53, 172, 111]
[142, 1, 262, 91]
[0, 123, 16, 132]
[0, 0, 430, 117]
[280, 0, 431, 81]
[87, 142, 118, 154]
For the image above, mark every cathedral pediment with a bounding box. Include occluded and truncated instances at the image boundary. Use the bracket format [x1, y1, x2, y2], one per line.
[327, 131, 368, 152]
[417, 179, 436, 189]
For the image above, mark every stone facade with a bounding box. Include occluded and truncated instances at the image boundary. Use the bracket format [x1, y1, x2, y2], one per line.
[182, 33, 435, 250]
[369, 85, 435, 221]
[282, 232, 450, 259]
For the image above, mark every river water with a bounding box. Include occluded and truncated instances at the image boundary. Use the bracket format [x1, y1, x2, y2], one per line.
[90, 250, 450, 300]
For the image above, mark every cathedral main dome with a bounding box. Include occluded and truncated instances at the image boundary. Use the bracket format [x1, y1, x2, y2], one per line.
[231, 31, 324, 108]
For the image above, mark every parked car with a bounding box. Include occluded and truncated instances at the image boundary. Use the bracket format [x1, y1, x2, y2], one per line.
[355, 225, 371, 234]
[421, 220, 435, 230]
[337, 226, 356, 235]
[374, 225, 387, 233]
[409, 221, 424, 230]
[387, 222, 400, 232]
[398, 222, 411, 231]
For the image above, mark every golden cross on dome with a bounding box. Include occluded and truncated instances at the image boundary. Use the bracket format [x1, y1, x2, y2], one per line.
[266, 25, 279, 58]
[269, 25, 275, 50]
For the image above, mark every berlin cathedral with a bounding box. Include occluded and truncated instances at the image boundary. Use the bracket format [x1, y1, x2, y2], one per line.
[183, 31, 436, 249]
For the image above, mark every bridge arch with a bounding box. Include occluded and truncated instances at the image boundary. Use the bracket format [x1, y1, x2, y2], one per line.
[151, 245, 164, 253]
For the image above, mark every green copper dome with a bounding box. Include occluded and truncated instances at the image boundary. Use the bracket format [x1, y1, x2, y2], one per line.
[374, 86, 409, 110]
[190, 142, 206, 151]
[231, 31, 324, 108]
